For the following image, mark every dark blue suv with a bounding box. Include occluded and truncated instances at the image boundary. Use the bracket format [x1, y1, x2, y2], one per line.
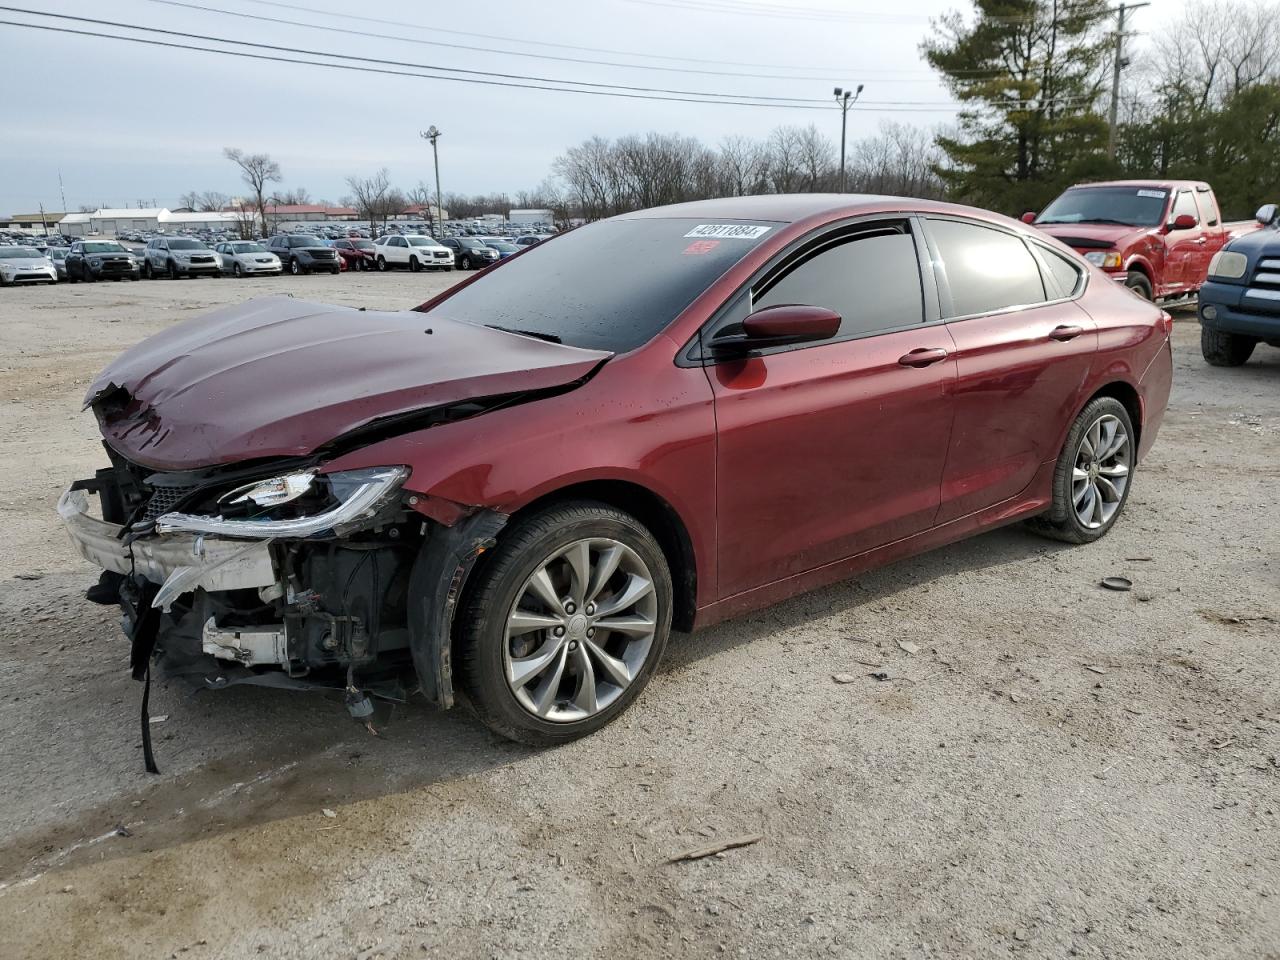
[1198, 203, 1280, 366]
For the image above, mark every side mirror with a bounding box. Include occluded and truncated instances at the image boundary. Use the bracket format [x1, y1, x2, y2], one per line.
[1020, 211, 1037, 224]
[1168, 213, 1197, 231]
[711, 304, 842, 355]
[1256, 203, 1278, 226]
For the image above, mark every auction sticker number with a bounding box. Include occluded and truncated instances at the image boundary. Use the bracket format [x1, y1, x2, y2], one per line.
[684, 224, 772, 240]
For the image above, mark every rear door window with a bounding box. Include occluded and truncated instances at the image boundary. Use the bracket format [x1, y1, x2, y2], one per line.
[928, 219, 1046, 318]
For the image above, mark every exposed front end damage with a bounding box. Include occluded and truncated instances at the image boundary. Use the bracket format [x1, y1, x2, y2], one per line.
[59, 450, 506, 768]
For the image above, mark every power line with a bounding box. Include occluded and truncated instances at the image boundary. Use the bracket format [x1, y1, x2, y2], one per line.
[0, 17, 968, 111]
[135, 0, 993, 82]
[1, 9, 1074, 110]
[0, 6, 827, 104]
[623, 0, 1042, 26]
[237, 0, 946, 74]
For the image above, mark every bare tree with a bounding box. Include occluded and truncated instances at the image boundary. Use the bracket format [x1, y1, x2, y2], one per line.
[179, 190, 230, 212]
[274, 187, 312, 206]
[344, 169, 402, 235]
[223, 148, 281, 237]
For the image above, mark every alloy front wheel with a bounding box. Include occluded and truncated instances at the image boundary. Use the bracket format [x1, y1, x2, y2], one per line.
[455, 501, 672, 745]
[503, 538, 658, 723]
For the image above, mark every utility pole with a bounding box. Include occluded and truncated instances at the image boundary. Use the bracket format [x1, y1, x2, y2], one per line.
[420, 127, 443, 234]
[58, 171, 67, 214]
[1107, 2, 1149, 161]
[832, 84, 864, 192]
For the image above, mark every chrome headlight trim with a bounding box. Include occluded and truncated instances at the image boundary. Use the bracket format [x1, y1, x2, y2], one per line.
[154, 466, 409, 539]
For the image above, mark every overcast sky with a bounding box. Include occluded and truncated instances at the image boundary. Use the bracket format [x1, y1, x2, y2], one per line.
[1, 0, 1178, 213]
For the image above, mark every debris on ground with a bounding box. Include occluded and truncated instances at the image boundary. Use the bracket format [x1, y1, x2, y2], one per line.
[322, 808, 337, 819]
[1100, 576, 1133, 591]
[895, 639, 920, 655]
[665, 834, 763, 864]
[831, 673, 859, 684]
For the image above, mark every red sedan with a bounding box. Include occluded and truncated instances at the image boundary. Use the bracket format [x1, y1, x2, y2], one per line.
[61, 195, 1171, 756]
[331, 238, 377, 271]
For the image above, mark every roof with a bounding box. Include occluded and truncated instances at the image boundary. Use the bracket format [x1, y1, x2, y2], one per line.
[256, 204, 359, 216]
[92, 208, 167, 219]
[161, 211, 239, 224]
[59, 213, 92, 224]
[1069, 179, 1210, 192]
[620, 193, 994, 224]
[8, 212, 66, 223]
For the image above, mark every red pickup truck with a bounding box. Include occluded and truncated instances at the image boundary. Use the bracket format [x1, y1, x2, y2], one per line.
[1026, 180, 1254, 302]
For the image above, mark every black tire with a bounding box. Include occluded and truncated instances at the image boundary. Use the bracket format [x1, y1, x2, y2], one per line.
[1027, 396, 1136, 544]
[233, 263, 242, 278]
[377, 256, 388, 272]
[289, 258, 302, 276]
[81, 265, 94, 283]
[409, 256, 420, 273]
[455, 501, 673, 746]
[460, 254, 473, 270]
[1124, 271, 1153, 301]
[143, 262, 153, 280]
[1200, 325, 1256, 367]
[167, 260, 179, 280]
[444, 266, 453, 272]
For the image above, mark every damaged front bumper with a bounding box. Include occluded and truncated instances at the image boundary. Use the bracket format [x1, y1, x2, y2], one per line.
[57, 488, 277, 595]
[57, 462, 505, 716]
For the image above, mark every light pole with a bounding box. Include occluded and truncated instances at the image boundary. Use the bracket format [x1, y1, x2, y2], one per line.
[420, 126, 443, 234]
[833, 84, 864, 193]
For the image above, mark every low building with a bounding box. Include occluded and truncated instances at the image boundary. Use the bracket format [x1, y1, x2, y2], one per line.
[1, 212, 67, 235]
[509, 208, 553, 227]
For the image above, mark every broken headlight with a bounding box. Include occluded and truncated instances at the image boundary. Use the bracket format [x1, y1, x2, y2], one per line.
[154, 466, 409, 539]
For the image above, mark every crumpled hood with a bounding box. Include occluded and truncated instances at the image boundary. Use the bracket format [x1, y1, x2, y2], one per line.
[86, 296, 610, 471]
[1034, 222, 1151, 249]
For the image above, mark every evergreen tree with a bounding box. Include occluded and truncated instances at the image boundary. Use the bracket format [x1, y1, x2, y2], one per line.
[922, 0, 1113, 213]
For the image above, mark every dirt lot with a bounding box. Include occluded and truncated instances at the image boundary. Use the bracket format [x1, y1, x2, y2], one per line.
[0, 273, 1277, 960]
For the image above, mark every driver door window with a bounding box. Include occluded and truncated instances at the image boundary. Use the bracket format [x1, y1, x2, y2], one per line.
[751, 227, 924, 338]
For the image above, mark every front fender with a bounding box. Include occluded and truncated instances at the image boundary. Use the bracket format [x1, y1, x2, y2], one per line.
[408, 508, 508, 709]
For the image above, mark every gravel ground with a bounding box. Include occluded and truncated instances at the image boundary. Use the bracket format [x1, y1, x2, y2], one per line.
[0, 273, 1277, 960]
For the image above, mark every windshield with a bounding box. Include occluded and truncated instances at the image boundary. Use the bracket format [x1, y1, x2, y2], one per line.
[49, 248, 67, 260]
[82, 241, 126, 253]
[231, 242, 267, 253]
[167, 238, 206, 250]
[291, 236, 323, 246]
[423, 218, 776, 352]
[1037, 187, 1169, 227]
[0, 247, 41, 258]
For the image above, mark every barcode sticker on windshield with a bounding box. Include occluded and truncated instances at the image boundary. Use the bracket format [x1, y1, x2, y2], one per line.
[1136, 190, 1167, 198]
[684, 224, 771, 240]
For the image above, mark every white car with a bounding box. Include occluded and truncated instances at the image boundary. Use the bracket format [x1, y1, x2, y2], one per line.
[0, 245, 57, 285]
[215, 241, 283, 277]
[373, 234, 454, 272]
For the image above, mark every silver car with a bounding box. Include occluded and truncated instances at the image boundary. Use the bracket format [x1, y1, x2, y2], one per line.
[215, 241, 283, 277]
[47, 246, 70, 280]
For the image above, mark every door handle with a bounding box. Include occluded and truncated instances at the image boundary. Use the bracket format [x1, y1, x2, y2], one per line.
[1049, 324, 1084, 342]
[1193, 237, 1207, 245]
[898, 347, 949, 367]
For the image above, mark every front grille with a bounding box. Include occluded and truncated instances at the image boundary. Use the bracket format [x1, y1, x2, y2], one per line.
[143, 481, 198, 520]
[1058, 236, 1113, 250]
[1244, 257, 1280, 303]
[102, 260, 130, 272]
[311, 249, 336, 259]
[433, 250, 449, 258]
[190, 255, 215, 264]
